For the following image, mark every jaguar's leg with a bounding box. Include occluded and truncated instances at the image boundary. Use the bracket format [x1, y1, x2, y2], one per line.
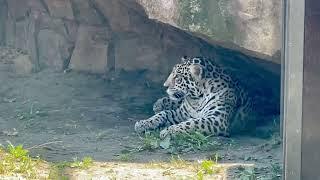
[153, 97, 183, 114]
[159, 116, 230, 139]
[230, 98, 255, 134]
[135, 109, 187, 134]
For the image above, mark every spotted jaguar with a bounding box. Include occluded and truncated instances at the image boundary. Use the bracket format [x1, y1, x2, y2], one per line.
[135, 56, 254, 139]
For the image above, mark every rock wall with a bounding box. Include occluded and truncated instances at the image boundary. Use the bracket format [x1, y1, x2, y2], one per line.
[0, 0, 280, 115]
[136, 0, 179, 26]
[138, 0, 282, 60]
[0, 0, 216, 81]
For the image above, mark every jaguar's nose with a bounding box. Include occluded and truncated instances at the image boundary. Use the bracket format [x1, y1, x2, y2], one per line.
[164, 80, 171, 87]
[164, 74, 173, 87]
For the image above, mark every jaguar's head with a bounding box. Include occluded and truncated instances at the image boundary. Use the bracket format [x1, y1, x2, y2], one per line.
[164, 57, 204, 101]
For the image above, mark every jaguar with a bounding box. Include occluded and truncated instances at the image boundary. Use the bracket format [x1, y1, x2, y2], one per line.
[134, 56, 254, 139]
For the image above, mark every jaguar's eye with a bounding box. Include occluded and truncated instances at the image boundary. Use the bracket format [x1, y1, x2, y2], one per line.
[175, 76, 182, 84]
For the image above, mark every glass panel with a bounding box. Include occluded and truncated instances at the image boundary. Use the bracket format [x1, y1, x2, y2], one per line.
[301, 0, 320, 179]
[0, 0, 283, 179]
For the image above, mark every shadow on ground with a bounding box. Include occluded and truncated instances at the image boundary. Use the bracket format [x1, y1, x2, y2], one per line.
[0, 69, 282, 179]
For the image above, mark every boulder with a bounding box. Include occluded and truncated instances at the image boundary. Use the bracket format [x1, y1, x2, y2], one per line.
[6, 0, 29, 20]
[70, 0, 105, 25]
[62, 20, 79, 43]
[37, 29, 72, 71]
[44, 0, 74, 20]
[115, 36, 162, 72]
[231, 0, 281, 57]
[0, 0, 7, 45]
[12, 16, 40, 71]
[69, 25, 111, 74]
[115, 35, 167, 82]
[37, 15, 69, 39]
[4, 16, 15, 47]
[0, 47, 33, 75]
[6, 0, 46, 20]
[93, 0, 148, 33]
[137, 0, 179, 26]
[12, 54, 33, 75]
[137, 0, 281, 58]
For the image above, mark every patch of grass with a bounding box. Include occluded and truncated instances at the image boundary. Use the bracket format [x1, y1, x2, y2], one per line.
[146, 156, 223, 179]
[140, 131, 160, 151]
[169, 156, 222, 180]
[0, 143, 39, 179]
[48, 156, 94, 179]
[116, 150, 136, 162]
[69, 156, 93, 169]
[270, 163, 282, 180]
[207, 152, 222, 162]
[169, 155, 190, 168]
[48, 163, 69, 180]
[270, 133, 282, 147]
[133, 131, 222, 155]
[196, 160, 222, 180]
[168, 131, 221, 153]
[238, 166, 257, 180]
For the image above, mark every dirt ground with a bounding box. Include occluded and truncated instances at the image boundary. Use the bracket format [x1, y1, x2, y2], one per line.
[0, 64, 282, 179]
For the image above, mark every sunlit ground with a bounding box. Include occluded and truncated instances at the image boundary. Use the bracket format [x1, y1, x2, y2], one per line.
[0, 146, 256, 180]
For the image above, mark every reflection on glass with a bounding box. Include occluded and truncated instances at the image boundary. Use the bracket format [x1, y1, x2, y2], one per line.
[0, 0, 282, 179]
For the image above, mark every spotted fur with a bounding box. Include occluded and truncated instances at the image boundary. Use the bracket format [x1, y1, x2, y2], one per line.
[135, 56, 254, 138]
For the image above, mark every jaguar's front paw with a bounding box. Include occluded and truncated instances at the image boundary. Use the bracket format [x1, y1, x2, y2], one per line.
[134, 120, 148, 134]
[160, 127, 172, 139]
[153, 100, 164, 114]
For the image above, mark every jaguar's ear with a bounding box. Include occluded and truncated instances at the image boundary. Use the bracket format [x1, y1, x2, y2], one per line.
[189, 64, 203, 81]
[181, 56, 188, 63]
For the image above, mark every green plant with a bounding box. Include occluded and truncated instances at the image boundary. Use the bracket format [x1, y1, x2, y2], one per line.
[208, 152, 221, 163]
[116, 150, 136, 162]
[196, 160, 221, 180]
[0, 143, 38, 178]
[49, 161, 70, 180]
[141, 132, 160, 151]
[168, 131, 221, 153]
[69, 156, 93, 169]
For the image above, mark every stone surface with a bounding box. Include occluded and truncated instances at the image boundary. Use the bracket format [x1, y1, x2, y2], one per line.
[13, 17, 40, 71]
[44, 0, 74, 20]
[0, 47, 34, 75]
[4, 16, 15, 47]
[1, 0, 280, 114]
[6, 0, 29, 20]
[70, 0, 105, 25]
[37, 29, 72, 71]
[137, 0, 281, 58]
[0, 0, 7, 45]
[6, 0, 46, 20]
[115, 35, 168, 82]
[70, 25, 111, 74]
[12, 54, 33, 75]
[231, 0, 281, 57]
[62, 19, 79, 43]
[115, 36, 162, 72]
[37, 14, 69, 38]
[93, 0, 148, 33]
[137, 0, 179, 26]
